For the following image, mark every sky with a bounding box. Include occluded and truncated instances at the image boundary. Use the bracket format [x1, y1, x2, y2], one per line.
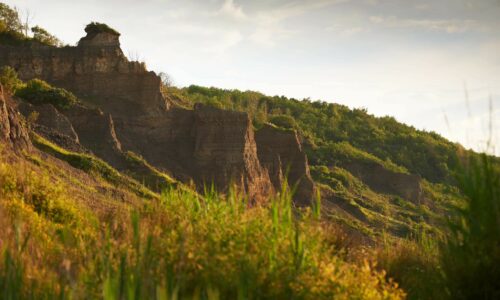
[6, 0, 500, 155]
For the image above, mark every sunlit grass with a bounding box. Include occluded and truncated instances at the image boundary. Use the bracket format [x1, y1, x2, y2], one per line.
[0, 154, 404, 299]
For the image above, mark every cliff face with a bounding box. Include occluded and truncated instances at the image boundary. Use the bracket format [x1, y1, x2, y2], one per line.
[191, 104, 273, 202]
[0, 85, 31, 151]
[256, 125, 315, 205]
[0, 32, 168, 117]
[344, 161, 423, 204]
[0, 29, 314, 203]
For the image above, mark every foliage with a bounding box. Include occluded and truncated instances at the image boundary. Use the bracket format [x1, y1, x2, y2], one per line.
[440, 153, 500, 299]
[0, 150, 405, 299]
[311, 141, 408, 174]
[31, 133, 157, 199]
[84, 22, 120, 36]
[269, 114, 297, 130]
[374, 228, 445, 300]
[15, 79, 78, 110]
[0, 3, 62, 46]
[31, 25, 62, 46]
[0, 66, 22, 94]
[0, 2, 23, 34]
[170, 85, 460, 184]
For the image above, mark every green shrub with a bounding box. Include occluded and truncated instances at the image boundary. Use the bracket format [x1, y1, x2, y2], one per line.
[0, 3, 23, 34]
[0, 66, 22, 93]
[15, 79, 78, 109]
[269, 114, 297, 130]
[84, 22, 120, 36]
[440, 154, 500, 299]
[31, 26, 62, 46]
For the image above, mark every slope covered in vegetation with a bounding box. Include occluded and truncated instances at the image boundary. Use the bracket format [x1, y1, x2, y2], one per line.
[1, 2, 499, 298]
[0, 140, 405, 299]
[166, 85, 465, 240]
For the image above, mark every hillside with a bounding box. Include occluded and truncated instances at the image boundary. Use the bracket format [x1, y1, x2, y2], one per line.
[1, 3, 499, 299]
[166, 85, 465, 240]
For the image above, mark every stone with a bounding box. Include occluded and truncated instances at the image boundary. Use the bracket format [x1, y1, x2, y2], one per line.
[255, 124, 315, 205]
[344, 161, 424, 204]
[0, 85, 31, 151]
[0, 26, 316, 204]
[18, 102, 79, 142]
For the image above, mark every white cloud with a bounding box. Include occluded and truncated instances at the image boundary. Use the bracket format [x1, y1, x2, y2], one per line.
[325, 25, 367, 37]
[369, 15, 487, 33]
[249, 0, 348, 46]
[219, 0, 247, 19]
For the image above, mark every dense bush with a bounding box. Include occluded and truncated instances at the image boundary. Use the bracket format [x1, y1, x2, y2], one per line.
[0, 3, 61, 46]
[269, 114, 297, 130]
[0, 149, 405, 299]
[440, 154, 500, 299]
[84, 22, 120, 36]
[15, 79, 78, 109]
[31, 25, 62, 46]
[171, 85, 460, 184]
[0, 3, 23, 34]
[0, 66, 22, 93]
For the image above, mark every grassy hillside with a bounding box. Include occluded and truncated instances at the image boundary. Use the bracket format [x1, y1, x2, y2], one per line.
[168, 85, 460, 183]
[166, 85, 465, 240]
[0, 145, 404, 299]
[1, 4, 498, 297]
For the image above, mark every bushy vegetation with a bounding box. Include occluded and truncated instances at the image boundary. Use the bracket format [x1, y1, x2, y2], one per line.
[269, 114, 297, 130]
[31, 25, 62, 46]
[168, 85, 460, 184]
[31, 133, 157, 199]
[0, 150, 404, 299]
[0, 66, 22, 93]
[15, 79, 78, 110]
[0, 2, 61, 46]
[84, 22, 120, 36]
[440, 153, 500, 299]
[374, 153, 500, 299]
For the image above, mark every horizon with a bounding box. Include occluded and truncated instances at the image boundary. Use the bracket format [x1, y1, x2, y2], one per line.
[6, 0, 500, 155]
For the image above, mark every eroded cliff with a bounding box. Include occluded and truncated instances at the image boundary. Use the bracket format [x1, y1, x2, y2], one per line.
[0, 85, 31, 151]
[0, 27, 313, 203]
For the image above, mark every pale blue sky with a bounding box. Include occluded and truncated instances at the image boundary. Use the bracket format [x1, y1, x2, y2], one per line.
[6, 0, 500, 154]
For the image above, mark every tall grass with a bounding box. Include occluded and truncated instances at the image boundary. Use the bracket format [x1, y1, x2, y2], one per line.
[0, 156, 404, 299]
[441, 153, 500, 299]
[376, 152, 500, 299]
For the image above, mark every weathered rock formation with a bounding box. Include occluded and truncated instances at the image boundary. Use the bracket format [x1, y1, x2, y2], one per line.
[256, 124, 315, 205]
[344, 161, 423, 204]
[18, 102, 79, 142]
[0, 26, 315, 203]
[0, 85, 31, 151]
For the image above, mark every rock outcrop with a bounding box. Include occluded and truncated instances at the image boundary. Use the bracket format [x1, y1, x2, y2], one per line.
[344, 161, 424, 204]
[18, 102, 79, 142]
[0, 26, 314, 204]
[0, 85, 31, 151]
[190, 104, 273, 202]
[256, 124, 315, 205]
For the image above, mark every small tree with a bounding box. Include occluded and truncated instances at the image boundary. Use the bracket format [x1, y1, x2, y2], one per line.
[31, 25, 61, 46]
[269, 114, 297, 130]
[158, 72, 174, 88]
[0, 66, 22, 94]
[0, 3, 23, 33]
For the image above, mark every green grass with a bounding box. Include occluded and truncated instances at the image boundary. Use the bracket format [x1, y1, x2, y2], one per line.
[439, 153, 500, 299]
[31, 133, 157, 199]
[0, 152, 405, 299]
